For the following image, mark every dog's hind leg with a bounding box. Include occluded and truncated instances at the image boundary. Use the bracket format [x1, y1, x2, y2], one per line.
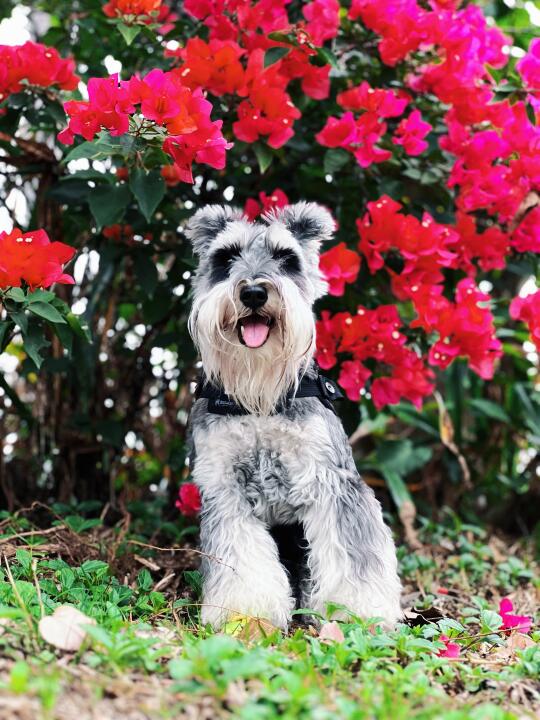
[195, 467, 295, 630]
[299, 468, 402, 628]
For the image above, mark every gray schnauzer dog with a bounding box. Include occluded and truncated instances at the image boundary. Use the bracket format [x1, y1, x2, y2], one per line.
[185, 202, 402, 630]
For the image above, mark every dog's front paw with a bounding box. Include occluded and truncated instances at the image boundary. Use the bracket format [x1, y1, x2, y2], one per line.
[201, 591, 294, 631]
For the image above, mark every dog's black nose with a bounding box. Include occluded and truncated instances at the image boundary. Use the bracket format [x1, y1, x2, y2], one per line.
[240, 284, 268, 310]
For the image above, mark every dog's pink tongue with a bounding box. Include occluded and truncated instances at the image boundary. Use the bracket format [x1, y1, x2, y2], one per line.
[242, 319, 270, 348]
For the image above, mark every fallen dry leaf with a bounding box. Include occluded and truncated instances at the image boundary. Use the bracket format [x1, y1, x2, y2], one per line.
[318, 621, 345, 643]
[222, 614, 279, 642]
[39, 605, 96, 652]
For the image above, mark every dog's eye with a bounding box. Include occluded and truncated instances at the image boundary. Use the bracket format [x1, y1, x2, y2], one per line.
[272, 248, 301, 275]
[209, 244, 242, 283]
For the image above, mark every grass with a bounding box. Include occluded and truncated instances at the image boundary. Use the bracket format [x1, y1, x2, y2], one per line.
[0, 504, 538, 719]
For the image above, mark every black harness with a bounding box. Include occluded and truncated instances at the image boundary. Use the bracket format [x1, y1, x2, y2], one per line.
[196, 369, 344, 416]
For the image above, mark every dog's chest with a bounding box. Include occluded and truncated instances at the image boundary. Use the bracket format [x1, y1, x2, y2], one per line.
[195, 407, 329, 524]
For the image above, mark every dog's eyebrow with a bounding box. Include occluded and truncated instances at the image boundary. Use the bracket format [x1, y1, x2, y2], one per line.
[209, 243, 243, 282]
[271, 246, 302, 275]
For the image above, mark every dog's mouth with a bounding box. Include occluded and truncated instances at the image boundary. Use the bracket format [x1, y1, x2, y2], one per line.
[237, 314, 273, 348]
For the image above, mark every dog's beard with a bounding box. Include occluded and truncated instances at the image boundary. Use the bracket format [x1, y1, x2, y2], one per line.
[189, 279, 315, 415]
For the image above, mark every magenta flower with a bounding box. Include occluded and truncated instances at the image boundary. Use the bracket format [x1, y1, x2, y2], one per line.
[436, 634, 461, 659]
[499, 598, 533, 634]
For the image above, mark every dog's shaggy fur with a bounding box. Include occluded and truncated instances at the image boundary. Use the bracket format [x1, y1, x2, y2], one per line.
[186, 202, 402, 630]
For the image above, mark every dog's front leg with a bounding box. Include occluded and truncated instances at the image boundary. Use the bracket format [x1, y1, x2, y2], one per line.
[196, 482, 295, 630]
[301, 469, 402, 627]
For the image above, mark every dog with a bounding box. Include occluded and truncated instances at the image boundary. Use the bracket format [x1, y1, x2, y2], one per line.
[185, 202, 402, 630]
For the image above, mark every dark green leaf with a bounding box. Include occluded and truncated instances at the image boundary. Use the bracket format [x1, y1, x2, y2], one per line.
[22, 324, 51, 369]
[28, 302, 66, 324]
[134, 252, 159, 296]
[323, 148, 349, 175]
[253, 143, 273, 174]
[89, 184, 132, 230]
[469, 399, 510, 424]
[264, 46, 290, 68]
[129, 168, 165, 222]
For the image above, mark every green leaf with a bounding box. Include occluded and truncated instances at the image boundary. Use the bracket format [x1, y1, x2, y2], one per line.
[323, 148, 349, 175]
[28, 302, 66, 324]
[253, 143, 273, 174]
[381, 469, 412, 508]
[134, 252, 159, 296]
[469, 399, 510, 424]
[264, 46, 290, 68]
[26, 289, 55, 304]
[22, 324, 50, 368]
[129, 168, 165, 222]
[117, 22, 142, 46]
[5, 287, 25, 303]
[89, 184, 132, 230]
[10, 311, 28, 334]
[63, 140, 119, 165]
[315, 47, 338, 68]
[0, 321, 13, 352]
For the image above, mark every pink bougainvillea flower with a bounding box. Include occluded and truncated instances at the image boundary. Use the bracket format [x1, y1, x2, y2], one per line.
[510, 290, 540, 352]
[302, 0, 340, 46]
[516, 38, 540, 91]
[319, 243, 361, 296]
[499, 598, 533, 634]
[338, 359, 372, 401]
[176, 482, 202, 517]
[0, 228, 75, 290]
[437, 634, 461, 659]
[392, 110, 432, 156]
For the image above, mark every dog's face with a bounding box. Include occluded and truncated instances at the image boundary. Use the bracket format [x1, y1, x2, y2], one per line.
[186, 203, 334, 414]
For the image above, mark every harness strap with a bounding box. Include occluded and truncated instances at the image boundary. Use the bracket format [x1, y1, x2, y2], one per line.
[196, 370, 343, 416]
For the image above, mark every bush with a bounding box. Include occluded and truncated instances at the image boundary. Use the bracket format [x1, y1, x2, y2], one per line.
[0, 0, 538, 529]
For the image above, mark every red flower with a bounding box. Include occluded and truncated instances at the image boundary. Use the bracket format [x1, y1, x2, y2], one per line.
[243, 189, 289, 221]
[103, 0, 162, 17]
[303, 0, 341, 46]
[233, 50, 301, 149]
[320, 243, 361, 296]
[510, 290, 540, 352]
[169, 38, 245, 97]
[316, 112, 391, 169]
[337, 82, 409, 117]
[338, 360, 372, 401]
[0, 228, 75, 290]
[436, 634, 460, 659]
[176, 482, 201, 517]
[0, 42, 78, 104]
[499, 598, 533, 634]
[392, 110, 432, 156]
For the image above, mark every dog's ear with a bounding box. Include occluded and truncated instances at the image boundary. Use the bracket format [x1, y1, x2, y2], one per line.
[265, 202, 335, 250]
[185, 205, 243, 256]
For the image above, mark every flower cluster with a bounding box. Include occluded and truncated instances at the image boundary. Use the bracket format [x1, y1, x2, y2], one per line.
[59, 70, 231, 184]
[316, 306, 434, 409]
[316, 81, 431, 168]
[167, 1, 337, 149]
[510, 291, 540, 352]
[0, 42, 78, 104]
[103, 0, 161, 18]
[103, 0, 178, 34]
[0, 228, 75, 290]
